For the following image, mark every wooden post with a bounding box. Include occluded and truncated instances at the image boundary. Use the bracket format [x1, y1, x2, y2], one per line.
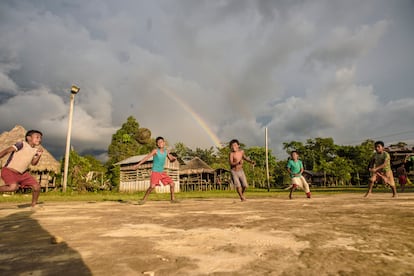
[265, 128, 270, 192]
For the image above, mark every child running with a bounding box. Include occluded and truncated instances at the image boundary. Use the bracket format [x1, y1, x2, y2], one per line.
[396, 163, 407, 193]
[132, 136, 177, 204]
[287, 150, 311, 199]
[229, 139, 255, 201]
[0, 130, 44, 208]
[365, 141, 397, 198]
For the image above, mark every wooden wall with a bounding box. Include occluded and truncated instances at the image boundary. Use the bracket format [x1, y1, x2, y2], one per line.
[119, 159, 180, 193]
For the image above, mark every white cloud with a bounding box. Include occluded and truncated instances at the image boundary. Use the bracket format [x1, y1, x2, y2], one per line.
[0, 0, 413, 161]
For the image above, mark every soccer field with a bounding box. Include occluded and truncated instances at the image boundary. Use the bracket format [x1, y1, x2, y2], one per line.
[1, 193, 413, 275]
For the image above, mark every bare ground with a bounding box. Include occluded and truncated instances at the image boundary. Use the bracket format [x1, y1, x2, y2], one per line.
[1, 193, 414, 276]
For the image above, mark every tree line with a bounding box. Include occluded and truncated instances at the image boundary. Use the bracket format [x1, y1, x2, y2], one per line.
[62, 116, 394, 191]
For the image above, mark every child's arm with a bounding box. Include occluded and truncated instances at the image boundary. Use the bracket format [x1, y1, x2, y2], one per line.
[367, 157, 375, 170]
[242, 152, 255, 165]
[0, 146, 15, 159]
[167, 151, 177, 162]
[229, 152, 236, 166]
[132, 149, 156, 170]
[372, 162, 386, 172]
[31, 148, 43, 165]
[370, 156, 388, 172]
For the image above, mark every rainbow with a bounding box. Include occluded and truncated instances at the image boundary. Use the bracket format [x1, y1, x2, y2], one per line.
[159, 86, 222, 148]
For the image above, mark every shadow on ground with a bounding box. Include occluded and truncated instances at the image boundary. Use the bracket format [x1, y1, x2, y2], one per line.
[0, 210, 92, 276]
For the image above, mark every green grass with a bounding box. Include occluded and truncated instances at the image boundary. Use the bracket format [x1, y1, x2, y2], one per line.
[1, 186, 408, 204]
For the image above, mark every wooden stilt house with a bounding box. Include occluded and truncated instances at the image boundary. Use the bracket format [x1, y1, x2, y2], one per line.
[179, 157, 215, 191]
[116, 154, 180, 193]
[214, 168, 233, 190]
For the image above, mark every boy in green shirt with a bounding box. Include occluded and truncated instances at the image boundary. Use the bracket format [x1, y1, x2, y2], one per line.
[364, 141, 397, 198]
[287, 151, 311, 199]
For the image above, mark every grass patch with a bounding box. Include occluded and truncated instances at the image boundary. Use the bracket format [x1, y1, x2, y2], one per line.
[0, 186, 409, 204]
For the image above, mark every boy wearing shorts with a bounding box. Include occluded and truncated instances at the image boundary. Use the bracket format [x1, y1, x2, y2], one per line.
[364, 141, 397, 198]
[287, 151, 311, 199]
[0, 130, 44, 208]
[133, 136, 177, 204]
[229, 139, 255, 201]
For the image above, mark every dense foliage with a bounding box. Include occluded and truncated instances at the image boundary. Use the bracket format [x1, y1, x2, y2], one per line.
[61, 116, 408, 191]
[106, 116, 155, 187]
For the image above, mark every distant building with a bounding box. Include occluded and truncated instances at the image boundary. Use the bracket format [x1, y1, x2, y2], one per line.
[115, 154, 180, 193]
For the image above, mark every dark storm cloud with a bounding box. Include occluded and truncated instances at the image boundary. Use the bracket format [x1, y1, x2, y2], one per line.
[0, 0, 413, 161]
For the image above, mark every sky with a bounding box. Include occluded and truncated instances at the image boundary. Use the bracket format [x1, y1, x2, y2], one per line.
[1, 0, 413, 161]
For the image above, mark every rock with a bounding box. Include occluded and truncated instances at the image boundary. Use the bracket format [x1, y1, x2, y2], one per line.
[50, 236, 64, 244]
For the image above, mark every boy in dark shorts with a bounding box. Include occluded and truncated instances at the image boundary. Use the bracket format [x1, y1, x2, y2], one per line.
[0, 130, 44, 208]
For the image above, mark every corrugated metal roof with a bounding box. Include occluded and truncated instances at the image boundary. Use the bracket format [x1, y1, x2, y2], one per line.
[114, 154, 152, 165]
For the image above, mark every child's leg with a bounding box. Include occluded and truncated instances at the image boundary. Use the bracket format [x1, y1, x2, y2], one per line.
[0, 183, 19, 192]
[385, 171, 397, 197]
[239, 172, 248, 201]
[364, 175, 376, 197]
[289, 186, 296, 199]
[142, 186, 155, 201]
[31, 184, 41, 207]
[22, 175, 42, 207]
[289, 180, 297, 199]
[391, 184, 397, 197]
[236, 186, 246, 201]
[300, 176, 311, 198]
[241, 186, 247, 200]
[231, 171, 246, 201]
[170, 183, 175, 201]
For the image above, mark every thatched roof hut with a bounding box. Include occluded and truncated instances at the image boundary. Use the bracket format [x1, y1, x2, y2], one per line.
[0, 125, 60, 173]
[385, 144, 414, 169]
[179, 157, 214, 175]
[179, 157, 215, 191]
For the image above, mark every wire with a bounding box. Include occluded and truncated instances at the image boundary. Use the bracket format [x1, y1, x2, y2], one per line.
[343, 130, 414, 145]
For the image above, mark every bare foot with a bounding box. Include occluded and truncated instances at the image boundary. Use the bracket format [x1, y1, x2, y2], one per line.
[30, 205, 44, 211]
[364, 192, 371, 198]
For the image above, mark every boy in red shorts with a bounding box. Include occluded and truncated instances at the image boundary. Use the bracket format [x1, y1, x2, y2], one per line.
[132, 136, 177, 204]
[396, 163, 407, 192]
[0, 130, 44, 208]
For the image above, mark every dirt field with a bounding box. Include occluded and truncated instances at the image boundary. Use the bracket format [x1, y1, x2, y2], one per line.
[1, 193, 414, 276]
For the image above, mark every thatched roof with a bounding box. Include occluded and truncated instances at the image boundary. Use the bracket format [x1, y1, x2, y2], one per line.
[179, 157, 214, 175]
[0, 125, 60, 173]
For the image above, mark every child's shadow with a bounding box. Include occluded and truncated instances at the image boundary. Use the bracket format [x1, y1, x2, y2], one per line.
[0, 211, 92, 275]
[17, 201, 44, 208]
